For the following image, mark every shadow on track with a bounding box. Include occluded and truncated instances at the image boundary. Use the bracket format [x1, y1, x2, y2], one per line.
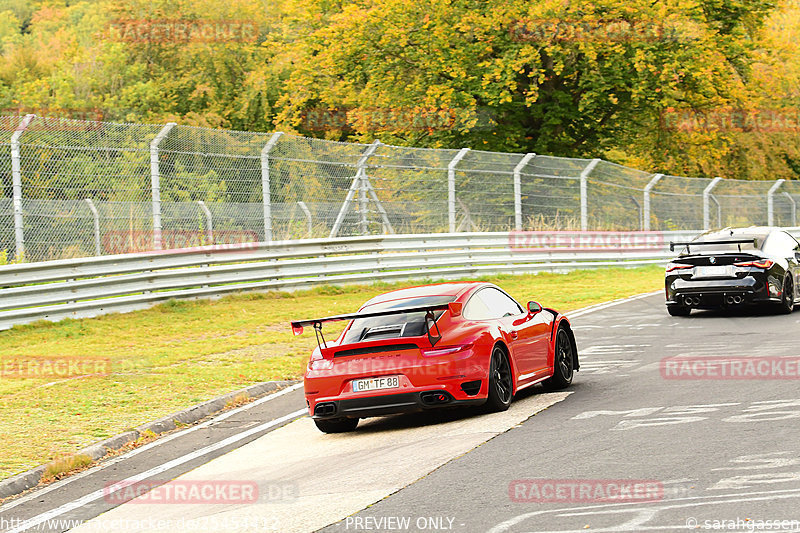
[351, 384, 564, 434]
[671, 304, 788, 319]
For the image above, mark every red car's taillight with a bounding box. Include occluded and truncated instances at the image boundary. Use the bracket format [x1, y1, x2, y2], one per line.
[308, 358, 334, 370]
[421, 344, 472, 357]
[666, 263, 693, 273]
[734, 259, 774, 269]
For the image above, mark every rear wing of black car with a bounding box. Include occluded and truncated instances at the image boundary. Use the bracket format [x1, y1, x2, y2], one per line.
[291, 302, 462, 349]
[669, 238, 758, 253]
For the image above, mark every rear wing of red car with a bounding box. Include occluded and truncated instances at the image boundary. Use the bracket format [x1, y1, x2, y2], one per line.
[291, 302, 463, 349]
[669, 238, 758, 253]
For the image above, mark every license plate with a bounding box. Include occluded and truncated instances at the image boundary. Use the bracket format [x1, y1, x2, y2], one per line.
[693, 265, 733, 278]
[352, 376, 400, 392]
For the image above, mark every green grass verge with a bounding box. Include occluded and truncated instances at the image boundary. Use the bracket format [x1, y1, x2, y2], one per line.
[0, 265, 663, 481]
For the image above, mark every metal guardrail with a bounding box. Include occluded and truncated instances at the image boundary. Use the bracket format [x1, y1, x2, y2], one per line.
[0, 229, 792, 331]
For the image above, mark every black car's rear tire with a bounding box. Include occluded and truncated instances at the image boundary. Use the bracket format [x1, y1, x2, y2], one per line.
[483, 345, 513, 412]
[667, 304, 691, 317]
[778, 275, 795, 314]
[314, 417, 359, 433]
[543, 327, 575, 390]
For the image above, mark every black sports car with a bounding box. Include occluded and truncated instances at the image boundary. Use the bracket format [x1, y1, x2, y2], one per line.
[665, 227, 800, 316]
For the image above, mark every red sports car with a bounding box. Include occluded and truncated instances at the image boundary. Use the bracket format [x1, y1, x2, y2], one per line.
[291, 282, 578, 433]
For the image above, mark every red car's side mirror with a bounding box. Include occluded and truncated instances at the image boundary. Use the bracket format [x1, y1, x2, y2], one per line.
[528, 301, 542, 315]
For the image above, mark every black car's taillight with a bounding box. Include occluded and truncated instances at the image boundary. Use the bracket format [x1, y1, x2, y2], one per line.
[734, 259, 774, 269]
[666, 263, 693, 273]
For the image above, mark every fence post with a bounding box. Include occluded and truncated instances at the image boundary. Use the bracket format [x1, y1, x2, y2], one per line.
[783, 192, 797, 227]
[448, 148, 470, 233]
[197, 200, 213, 244]
[260, 132, 283, 243]
[358, 140, 381, 235]
[767, 179, 785, 226]
[513, 153, 535, 231]
[709, 194, 722, 228]
[643, 173, 663, 231]
[150, 122, 176, 250]
[359, 169, 369, 235]
[10, 113, 35, 261]
[579, 158, 601, 231]
[629, 195, 643, 230]
[84, 198, 101, 256]
[703, 177, 723, 230]
[330, 140, 381, 237]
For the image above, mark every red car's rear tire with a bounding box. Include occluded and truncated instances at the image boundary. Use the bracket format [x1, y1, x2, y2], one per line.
[483, 345, 513, 412]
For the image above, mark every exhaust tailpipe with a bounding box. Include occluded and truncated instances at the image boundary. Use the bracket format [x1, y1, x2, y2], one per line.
[733, 295, 743, 304]
[420, 391, 452, 406]
[725, 296, 734, 305]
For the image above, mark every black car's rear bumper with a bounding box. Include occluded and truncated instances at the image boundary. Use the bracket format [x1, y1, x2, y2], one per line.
[311, 390, 485, 420]
[665, 273, 779, 308]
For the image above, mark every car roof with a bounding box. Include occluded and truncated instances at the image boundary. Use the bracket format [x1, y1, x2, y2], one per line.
[361, 282, 486, 307]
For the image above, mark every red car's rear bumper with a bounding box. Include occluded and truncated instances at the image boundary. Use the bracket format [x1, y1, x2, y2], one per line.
[304, 344, 490, 419]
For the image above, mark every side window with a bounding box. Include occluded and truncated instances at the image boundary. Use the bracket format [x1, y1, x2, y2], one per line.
[463, 291, 493, 320]
[763, 232, 798, 257]
[786, 232, 800, 252]
[464, 288, 523, 320]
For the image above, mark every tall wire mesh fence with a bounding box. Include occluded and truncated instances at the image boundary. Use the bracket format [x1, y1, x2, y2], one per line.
[1, 114, 798, 262]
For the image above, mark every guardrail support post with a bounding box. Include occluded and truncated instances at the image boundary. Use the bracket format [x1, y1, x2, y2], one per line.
[260, 132, 283, 243]
[783, 192, 797, 226]
[197, 200, 213, 244]
[643, 173, 663, 231]
[84, 198, 101, 256]
[150, 122, 176, 251]
[579, 158, 601, 231]
[10, 113, 35, 261]
[513, 153, 535, 231]
[703, 177, 723, 230]
[767, 179, 786, 226]
[448, 148, 470, 233]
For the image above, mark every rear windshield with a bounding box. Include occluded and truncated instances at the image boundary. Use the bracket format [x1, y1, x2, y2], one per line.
[342, 295, 456, 343]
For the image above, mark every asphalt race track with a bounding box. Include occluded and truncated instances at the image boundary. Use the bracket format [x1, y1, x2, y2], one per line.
[4, 292, 800, 532]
